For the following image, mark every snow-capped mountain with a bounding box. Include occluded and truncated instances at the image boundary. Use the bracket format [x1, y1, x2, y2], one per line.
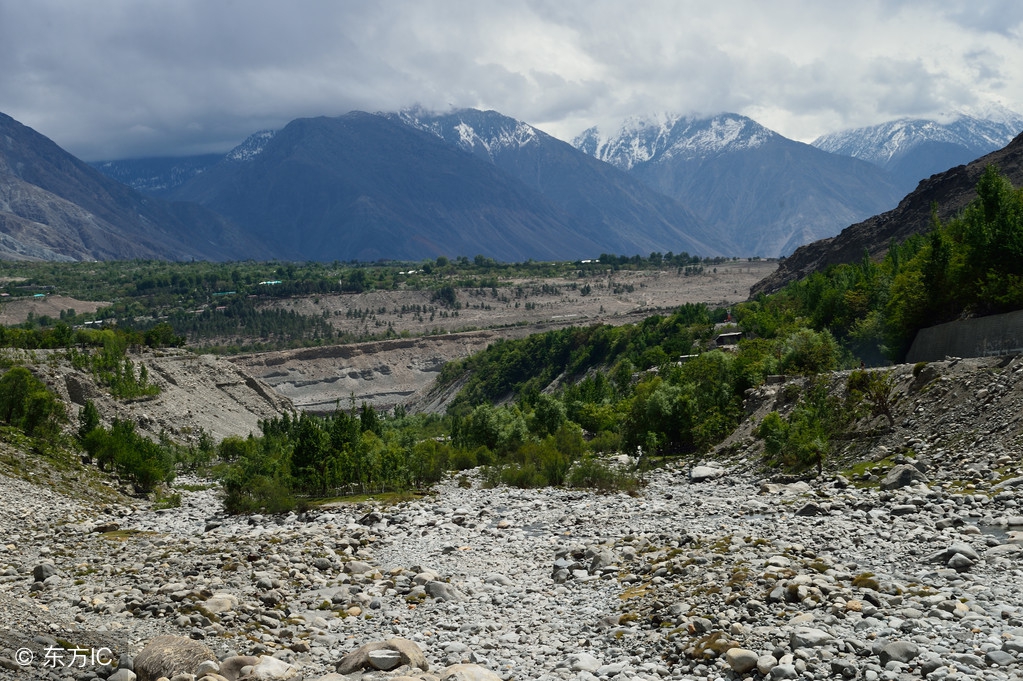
[574, 113, 901, 257]
[756, 123, 1023, 297]
[574, 113, 776, 170]
[225, 129, 277, 162]
[388, 107, 728, 256]
[812, 110, 1023, 194]
[392, 107, 540, 160]
[166, 110, 734, 262]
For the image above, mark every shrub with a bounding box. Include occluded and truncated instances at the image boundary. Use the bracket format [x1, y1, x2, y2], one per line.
[567, 456, 642, 493]
[82, 419, 176, 492]
[755, 378, 843, 474]
[484, 463, 546, 489]
[778, 328, 840, 375]
[0, 366, 66, 438]
[756, 412, 789, 465]
[587, 430, 621, 454]
[847, 369, 898, 427]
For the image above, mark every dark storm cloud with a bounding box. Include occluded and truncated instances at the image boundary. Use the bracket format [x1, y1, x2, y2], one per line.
[0, 0, 1020, 160]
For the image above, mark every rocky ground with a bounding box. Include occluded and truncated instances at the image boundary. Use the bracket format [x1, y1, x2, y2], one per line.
[1, 433, 1022, 681]
[5, 336, 1023, 681]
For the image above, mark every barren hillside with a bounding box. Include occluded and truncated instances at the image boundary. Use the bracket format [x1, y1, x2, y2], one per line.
[16, 347, 295, 444]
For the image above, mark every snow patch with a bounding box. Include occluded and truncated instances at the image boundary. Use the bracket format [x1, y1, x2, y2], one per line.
[226, 130, 277, 162]
[573, 113, 775, 170]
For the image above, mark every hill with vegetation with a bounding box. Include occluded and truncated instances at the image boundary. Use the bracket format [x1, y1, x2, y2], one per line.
[755, 132, 1023, 295]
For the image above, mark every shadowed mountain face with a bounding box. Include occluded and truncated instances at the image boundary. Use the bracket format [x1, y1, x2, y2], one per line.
[168, 111, 732, 262]
[89, 154, 223, 198]
[0, 112, 270, 262]
[751, 132, 1023, 297]
[390, 108, 726, 257]
[169, 112, 619, 262]
[574, 113, 903, 257]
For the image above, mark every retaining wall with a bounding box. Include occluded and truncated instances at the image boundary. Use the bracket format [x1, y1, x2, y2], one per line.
[906, 309, 1023, 363]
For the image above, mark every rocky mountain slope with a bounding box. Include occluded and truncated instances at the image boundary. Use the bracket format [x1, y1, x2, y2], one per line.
[813, 110, 1023, 195]
[752, 131, 1023, 296]
[89, 131, 278, 198]
[2, 355, 1023, 680]
[574, 113, 902, 257]
[89, 154, 223, 197]
[0, 112, 271, 262]
[27, 347, 295, 443]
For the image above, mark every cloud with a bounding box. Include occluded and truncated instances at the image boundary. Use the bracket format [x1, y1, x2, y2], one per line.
[1, 0, 1021, 159]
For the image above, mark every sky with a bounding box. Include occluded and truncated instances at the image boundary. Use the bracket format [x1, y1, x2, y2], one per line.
[2, 0, 1022, 161]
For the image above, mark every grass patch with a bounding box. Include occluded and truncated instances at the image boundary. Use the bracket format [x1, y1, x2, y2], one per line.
[851, 572, 880, 590]
[176, 482, 215, 492]
[311, 490, 426, 507]
[153, 491, 181, 509]
[691, 632, 737, 659]
[841, 455, 897, 487]
[98, 529, 157, 542]
[619, 583, 653, 600]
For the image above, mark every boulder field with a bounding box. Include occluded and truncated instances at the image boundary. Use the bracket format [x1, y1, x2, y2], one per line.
[2, 445, 1022, 680]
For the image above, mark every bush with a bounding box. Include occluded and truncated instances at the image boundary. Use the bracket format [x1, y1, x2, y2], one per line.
[587, 430, 621, 454]
[778, 328, 840, 375]
[567, 456, 642, 493]
[755, 379, 843, 474]
[0, 366, 65, 438]
[483, 463, 546, 489]
[82, 419, 175, 492]
[755, 411, 789, 465]
[847, 369, 898, 427]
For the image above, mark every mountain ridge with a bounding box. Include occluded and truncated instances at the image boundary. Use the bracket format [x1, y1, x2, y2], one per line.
[388, 107, 727, 257]
[751, 131, 1023, 296]
[0, 111, 270, 262]
[812, 111, 1023, 195]
[169, 112, 618, 262]
[574, 112, 902, 257]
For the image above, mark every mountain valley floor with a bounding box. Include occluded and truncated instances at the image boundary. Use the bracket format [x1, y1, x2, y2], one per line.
[3, 352, 1023, 680]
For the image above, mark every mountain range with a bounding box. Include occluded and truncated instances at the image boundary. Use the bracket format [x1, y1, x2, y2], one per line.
[812, 109, 1023, 195]
[164, 111, 736, 262]
[0, 112, 269, 262]
[573, 113, 903, 256]
[1, 104, 1021, 264]
[387, 108, 722, 257]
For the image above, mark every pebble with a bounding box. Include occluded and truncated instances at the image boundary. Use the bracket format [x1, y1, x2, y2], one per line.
[1, 394, 1023, 681]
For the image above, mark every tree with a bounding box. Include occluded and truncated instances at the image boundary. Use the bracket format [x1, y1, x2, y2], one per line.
[0, 367, 65, 438]
[78, 399, 101, 442]
[531, 394, 566, 437]
[778, 328, 840, 375]
[291, 414, 336, 495]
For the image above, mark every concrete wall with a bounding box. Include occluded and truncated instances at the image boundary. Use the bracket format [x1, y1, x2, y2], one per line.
[906, 309, 1023, 363]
